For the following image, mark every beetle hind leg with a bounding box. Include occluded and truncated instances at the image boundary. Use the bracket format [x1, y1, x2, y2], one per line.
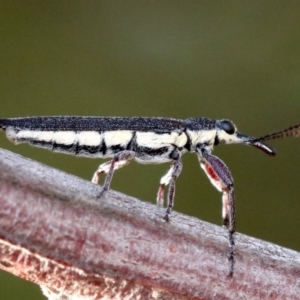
[157, 167, 173, 207]
[157, 158, 183, 221]
[92, 160, 128, 184]
[92, 150, 135, 192]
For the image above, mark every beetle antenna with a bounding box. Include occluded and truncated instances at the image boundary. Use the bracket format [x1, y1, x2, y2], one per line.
[256, 123, 300, 142]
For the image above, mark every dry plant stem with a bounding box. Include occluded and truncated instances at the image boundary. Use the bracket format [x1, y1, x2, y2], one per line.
[0, 149, 300, 299]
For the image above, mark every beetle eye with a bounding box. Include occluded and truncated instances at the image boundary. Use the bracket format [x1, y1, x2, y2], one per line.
[220, 120, 235, 135]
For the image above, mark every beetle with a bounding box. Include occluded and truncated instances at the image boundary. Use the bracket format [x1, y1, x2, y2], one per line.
[0, 116, 299, 275]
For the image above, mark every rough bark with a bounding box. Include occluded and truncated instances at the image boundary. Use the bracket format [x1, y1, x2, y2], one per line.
[0, 148, 300, 299]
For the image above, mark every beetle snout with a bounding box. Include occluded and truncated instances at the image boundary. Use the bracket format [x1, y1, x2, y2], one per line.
[236, 133, 276, 156]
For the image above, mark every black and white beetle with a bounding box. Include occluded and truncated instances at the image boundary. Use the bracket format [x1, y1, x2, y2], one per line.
[0, 116, 299, 276]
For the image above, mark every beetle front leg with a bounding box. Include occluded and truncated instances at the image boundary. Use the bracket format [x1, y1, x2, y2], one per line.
[197, 147, 235, 276]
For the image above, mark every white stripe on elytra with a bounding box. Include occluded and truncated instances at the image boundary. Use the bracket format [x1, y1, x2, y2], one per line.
[7, 129, 56, 144]
[34, 131, 54, 142]
[7, 128, 189, 151]
[103, 130, 133, 147]
[78, 131, 102, 147]
[136, 132, 181, 148]
[53, 131, 77, 145]
[13, 130, 77, 146]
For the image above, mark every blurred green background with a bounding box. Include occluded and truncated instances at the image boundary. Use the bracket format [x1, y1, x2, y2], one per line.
[1, 2, 300, 299]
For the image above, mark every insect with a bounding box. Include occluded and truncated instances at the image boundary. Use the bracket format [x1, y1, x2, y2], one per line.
[0, 116, 299, 276]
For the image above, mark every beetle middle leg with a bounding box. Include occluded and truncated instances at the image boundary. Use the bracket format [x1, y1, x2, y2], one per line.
[157, 153, 183, 221]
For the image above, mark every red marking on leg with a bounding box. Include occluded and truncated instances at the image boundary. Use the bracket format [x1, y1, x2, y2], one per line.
[203, 161, 225, 191]
[205, 163, 219, 181]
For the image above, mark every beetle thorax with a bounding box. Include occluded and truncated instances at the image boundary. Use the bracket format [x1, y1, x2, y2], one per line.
[186, 129, 216, 152]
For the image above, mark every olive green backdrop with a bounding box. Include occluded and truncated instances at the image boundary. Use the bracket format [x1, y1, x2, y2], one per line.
[1, 2, 300, 299]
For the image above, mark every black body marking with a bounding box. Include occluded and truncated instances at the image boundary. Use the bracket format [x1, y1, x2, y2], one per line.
[185, 117, 216, 131]
[126, 132, 137, 151]
[137, 146, 170, 157]
[0, 116, 185, 132]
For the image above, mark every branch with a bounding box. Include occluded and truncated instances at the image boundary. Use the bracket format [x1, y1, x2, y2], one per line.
[0, 148, 300, 300]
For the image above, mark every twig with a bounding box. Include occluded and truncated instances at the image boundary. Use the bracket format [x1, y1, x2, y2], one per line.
[0, 148, 300, 300]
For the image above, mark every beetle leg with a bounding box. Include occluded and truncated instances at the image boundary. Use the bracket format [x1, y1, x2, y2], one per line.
[157, 166, 174, 207]
[92, 160, 129, 184]
[197, 147, 235, 276]
[92, 150, 135, 191]
[159, 158, 183, 222]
